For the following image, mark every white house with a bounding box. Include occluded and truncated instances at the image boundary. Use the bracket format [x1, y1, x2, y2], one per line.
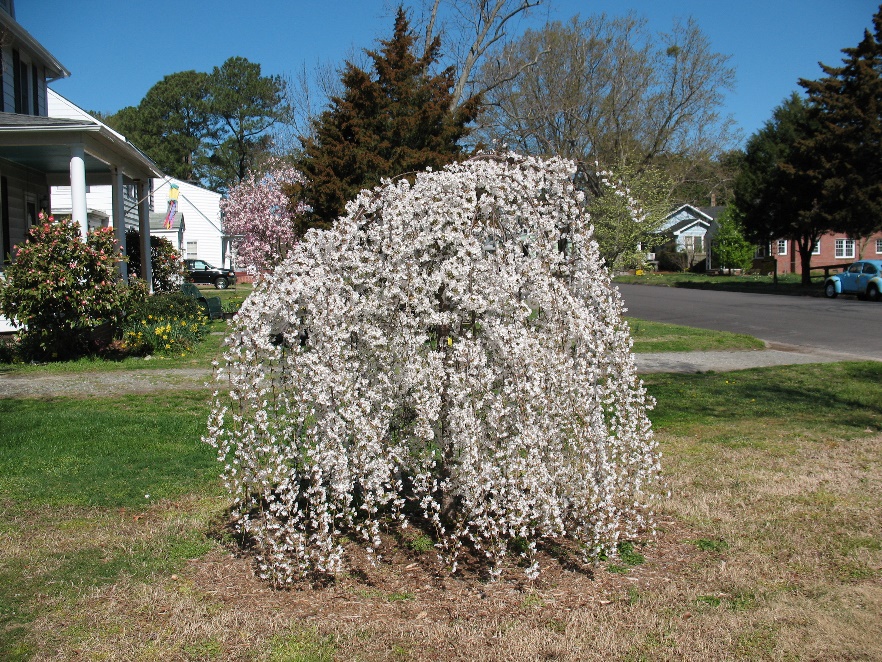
[0, 1, 164, 333]
[46, 89, 229, 270]
[47, 89, 143, 232]
[151, 177, 227, 269]
[0, 5, 161, 278]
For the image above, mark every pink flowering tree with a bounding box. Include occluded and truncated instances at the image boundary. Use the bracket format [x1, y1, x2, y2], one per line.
[0, 214, 132, 359]
[205, 153, 660, 585]
[220, 163, 309, 275]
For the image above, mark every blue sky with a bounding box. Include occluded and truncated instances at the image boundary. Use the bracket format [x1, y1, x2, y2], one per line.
[17, 0, 881, 146]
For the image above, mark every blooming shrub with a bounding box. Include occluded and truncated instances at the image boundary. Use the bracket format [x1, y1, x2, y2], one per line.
[221, 162, 310, 275]
[0, 214, 131, 360]
[205, 153, 660, 584]
[121, 293, 207, 355]
[125, 229, 185, 293]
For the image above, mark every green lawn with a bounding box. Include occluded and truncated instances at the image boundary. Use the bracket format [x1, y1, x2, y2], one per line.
[645, 360, 882, 437]
[627, 317, 765, 352]
[0, 390, 222, 659]
[0, 392, 219, 507]
[2, 316, 881, 659]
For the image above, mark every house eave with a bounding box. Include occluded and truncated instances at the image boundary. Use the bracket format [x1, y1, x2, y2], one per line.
[0, 12, 70, 80]
[0, 117, 164, 181]
[671, 218, 711, 235]
[669, 203, 714, 223]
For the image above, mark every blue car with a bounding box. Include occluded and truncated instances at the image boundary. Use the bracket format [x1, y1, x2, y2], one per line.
[824, 260, 882, 301]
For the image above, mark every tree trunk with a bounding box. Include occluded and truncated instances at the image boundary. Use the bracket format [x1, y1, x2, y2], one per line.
[799, 245, 814, 286]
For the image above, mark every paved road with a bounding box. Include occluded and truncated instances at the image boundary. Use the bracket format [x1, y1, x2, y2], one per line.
[617, 283, 882, 362]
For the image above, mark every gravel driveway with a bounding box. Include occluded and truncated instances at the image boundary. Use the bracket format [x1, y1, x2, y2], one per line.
[0, 343, 868, 399]
[0, 367, 213, 398]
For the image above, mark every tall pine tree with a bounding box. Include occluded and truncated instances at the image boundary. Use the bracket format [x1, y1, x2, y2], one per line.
[108, 71, 213, 184]
[296, 7, 479, 227]
[798, 6, 882, 238]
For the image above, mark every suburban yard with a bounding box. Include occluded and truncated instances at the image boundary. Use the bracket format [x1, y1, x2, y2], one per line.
[1, 320, 880, 660]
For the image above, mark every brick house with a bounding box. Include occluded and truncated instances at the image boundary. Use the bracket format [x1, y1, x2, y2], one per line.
[764, 231, 882, 274]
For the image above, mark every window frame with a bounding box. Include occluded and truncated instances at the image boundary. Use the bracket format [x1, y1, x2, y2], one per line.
[835, 238, 855, 259]
[683, 235, 704, 253]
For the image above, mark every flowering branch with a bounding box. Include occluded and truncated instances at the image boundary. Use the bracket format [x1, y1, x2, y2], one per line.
[220, 162, 309, 275]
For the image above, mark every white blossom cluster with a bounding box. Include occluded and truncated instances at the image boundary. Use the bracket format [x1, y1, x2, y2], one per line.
[204, 152, 660, 584]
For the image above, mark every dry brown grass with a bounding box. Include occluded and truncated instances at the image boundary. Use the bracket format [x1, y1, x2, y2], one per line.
[11, 430, 880, 660]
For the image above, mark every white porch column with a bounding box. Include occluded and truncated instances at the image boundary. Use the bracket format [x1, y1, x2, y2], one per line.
[111, 167, 127, 281]
[69, 143, 88, 240]
[137, 180, 153, 293]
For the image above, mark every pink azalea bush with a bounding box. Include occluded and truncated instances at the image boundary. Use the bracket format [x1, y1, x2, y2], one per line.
[0, 214, 133, 359]
[125, 228, 185, 293]
[220, 163, 309, 274]
[205, 153, 660, 584]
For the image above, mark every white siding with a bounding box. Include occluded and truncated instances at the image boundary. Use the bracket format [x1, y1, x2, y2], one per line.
[0, 159, 50, 261]
[153, 178, 225, 267]
[46, 91, 137, 227]
[1, 47, 14, 113]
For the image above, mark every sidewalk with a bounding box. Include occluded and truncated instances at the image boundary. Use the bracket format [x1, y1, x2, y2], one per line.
[0, 345, 876, 398]
[634, 343, 872, 374]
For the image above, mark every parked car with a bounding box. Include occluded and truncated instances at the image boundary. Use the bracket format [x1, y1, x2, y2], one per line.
[184, 259, 236, 289]
[824, 260, 882, 301]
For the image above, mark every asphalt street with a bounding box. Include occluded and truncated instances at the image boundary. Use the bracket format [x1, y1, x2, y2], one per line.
[616, 283, 882, 362]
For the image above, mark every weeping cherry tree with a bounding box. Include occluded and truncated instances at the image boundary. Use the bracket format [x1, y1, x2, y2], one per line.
[205, 152, 660, 585]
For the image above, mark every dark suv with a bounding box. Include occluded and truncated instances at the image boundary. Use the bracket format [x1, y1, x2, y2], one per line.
[184, 259, 237, 289]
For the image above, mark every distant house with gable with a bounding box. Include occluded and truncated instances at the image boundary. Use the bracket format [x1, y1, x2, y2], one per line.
[46, 89, 229, 271]
[150, 177, 227, 269]
[652, 203, 725, 271]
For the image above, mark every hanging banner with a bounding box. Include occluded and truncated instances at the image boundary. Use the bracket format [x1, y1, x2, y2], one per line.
[164, 184, 180, 229]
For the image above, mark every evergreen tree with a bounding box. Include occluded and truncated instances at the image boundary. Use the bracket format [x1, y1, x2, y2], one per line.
[711, 207, 754, 274]
[798, 6, 882, 238]
[733, 94, 822, 285]
[108, 71, 212, 183]
[297, 7, 479, 227]
[106, 58, 289, 193]
[205, 56, 290, 192]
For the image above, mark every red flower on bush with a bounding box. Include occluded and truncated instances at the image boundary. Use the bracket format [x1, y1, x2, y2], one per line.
[0, 216, 135, 360]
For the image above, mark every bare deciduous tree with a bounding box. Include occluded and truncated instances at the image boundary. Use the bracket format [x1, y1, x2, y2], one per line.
[418, 0, 543, 109]
[477, 14, 737, 190]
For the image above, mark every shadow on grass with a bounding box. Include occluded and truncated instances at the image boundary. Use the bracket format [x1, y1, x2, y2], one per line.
[616, 274, 824, 298]
[645, 362, 882, 437]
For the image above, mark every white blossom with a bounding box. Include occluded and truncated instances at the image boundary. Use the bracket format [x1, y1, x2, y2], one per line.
[204, 152, 660, 584]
